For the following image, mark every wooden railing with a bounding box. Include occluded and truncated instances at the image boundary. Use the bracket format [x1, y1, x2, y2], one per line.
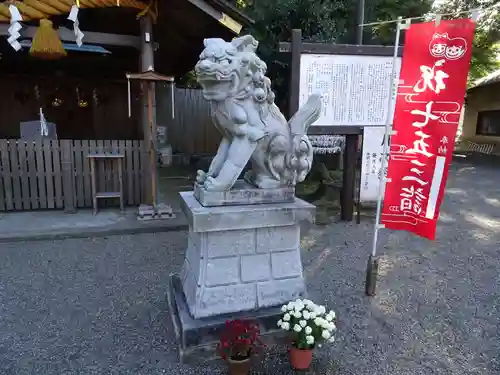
[0, 139, 146, 211]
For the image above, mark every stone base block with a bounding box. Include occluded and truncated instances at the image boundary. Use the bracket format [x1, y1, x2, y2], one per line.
[179, 192, 315, 319]
[193, 180, 295, 207]
[167, 273, 288, 364]
[137, 203, 176, 221]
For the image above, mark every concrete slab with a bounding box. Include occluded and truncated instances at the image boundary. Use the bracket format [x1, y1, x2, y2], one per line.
[0, 208, 188, 243]
[0, 174, 192, 242]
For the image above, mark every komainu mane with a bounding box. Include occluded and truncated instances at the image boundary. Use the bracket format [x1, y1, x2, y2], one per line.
[195, 35, 322, 191]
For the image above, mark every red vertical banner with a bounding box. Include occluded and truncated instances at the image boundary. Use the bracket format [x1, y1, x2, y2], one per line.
[381, 19, 475, 240]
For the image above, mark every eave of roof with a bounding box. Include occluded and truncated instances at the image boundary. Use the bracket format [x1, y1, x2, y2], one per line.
[469, 69, 500, 91]
[203, 0, 254, 26]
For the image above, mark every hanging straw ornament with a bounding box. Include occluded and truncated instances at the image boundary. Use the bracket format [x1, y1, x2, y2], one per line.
[29, 19, 67, 59]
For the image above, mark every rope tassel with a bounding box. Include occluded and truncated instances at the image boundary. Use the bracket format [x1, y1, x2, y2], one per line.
[29, 18, 67, 60]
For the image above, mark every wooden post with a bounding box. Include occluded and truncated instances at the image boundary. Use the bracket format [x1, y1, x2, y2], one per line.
[118, 158, 124, 212]
[61, 140, 76, 213]
[289, 29, 302, 118]
[341, 0, 365, 222]
[341, 135, 357, 221]
[147, 82, 157, 208]
[139, 16, 155, 205]
[90, 157, 97, 215]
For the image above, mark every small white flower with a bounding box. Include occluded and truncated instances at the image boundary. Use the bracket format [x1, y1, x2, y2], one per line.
[314, 318, 322, 326]
[327, 323, 336, 332]
[328, 310, 336, 319]
[303, 299, 313, 306]
[282, 322, 290, 331]
[293, 324, 302, 332]
[318, 306, 326, 315]
[294, 298, 303, 304]
[287, 302, 295, 310]
[299, 320, 307, 327]
[305, 326, 312, 334]
[294, 311, 302, 319]
[322, 330, 331, 340]
[308, 304, 318, 312]
[306, 335, 315, 345]
[302, 310, 311, 320]
[277, 319, 283, 328]
[328, 336, 335, 343]
[326, 314, 333, 322]
[309, 311, 317, 319]
[281, 305, 288, 312]
[294, 302, 305, 312]
[283, 313, 290, 322]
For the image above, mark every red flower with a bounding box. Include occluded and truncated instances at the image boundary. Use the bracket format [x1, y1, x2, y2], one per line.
[217, 319, 266, 361]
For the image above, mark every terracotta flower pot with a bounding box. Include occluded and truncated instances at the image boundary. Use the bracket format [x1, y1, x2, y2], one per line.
[227, 357, 251, 375]
[289, 347, 313, 370]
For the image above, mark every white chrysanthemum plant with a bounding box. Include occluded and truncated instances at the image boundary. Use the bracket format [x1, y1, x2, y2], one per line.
[277, 299, 336, 350]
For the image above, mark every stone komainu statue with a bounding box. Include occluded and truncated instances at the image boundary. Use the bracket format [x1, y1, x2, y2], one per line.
[195, 35, 322, 191]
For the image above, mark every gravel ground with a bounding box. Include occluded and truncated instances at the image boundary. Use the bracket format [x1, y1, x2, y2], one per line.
[0, 161, 499, 375]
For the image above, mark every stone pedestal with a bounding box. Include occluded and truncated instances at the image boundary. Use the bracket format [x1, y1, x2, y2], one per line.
[167, 273, 287, 363]
[193, 180, 295, 207]
[167, 189, 315, 362]
[178, 191, 314, 319]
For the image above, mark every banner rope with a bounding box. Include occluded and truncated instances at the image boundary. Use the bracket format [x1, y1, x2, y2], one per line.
[359, 3, 500, 27]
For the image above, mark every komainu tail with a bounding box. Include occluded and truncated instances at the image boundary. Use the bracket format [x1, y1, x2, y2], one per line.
[288, 94, 322, 136]
[265, 94, 322, 186]
[288, 94, 322, 183]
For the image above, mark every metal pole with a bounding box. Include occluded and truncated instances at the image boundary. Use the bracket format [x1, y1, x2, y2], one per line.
[356, 0, 365, 44]
[365, 17, 403, 296]
[289, 29, 302, 118]
[341, 0, 365, 222]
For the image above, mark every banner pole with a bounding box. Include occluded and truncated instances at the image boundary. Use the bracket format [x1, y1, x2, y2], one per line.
[365, 17, 405, 296]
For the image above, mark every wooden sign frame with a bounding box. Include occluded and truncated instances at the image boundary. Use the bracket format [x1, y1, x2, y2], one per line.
[280, 29, 403, 135]
[279, 29, 403, 221]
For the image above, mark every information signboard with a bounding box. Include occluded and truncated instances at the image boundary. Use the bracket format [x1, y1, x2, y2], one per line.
[360, 126, 389, 202]
[299, 54, 402, 127]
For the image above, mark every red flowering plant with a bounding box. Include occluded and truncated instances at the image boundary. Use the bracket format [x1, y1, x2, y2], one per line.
[217, 319, 265, 361]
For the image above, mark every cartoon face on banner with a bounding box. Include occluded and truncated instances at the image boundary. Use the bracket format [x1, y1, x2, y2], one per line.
[429, 33, 467, 60]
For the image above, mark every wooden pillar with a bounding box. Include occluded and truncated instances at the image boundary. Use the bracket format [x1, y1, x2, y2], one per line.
[139, 16, 156, 205]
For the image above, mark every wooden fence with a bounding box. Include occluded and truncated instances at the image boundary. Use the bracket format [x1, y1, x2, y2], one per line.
[0, 139, 146, 211]
[168, 88, 221, 155]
